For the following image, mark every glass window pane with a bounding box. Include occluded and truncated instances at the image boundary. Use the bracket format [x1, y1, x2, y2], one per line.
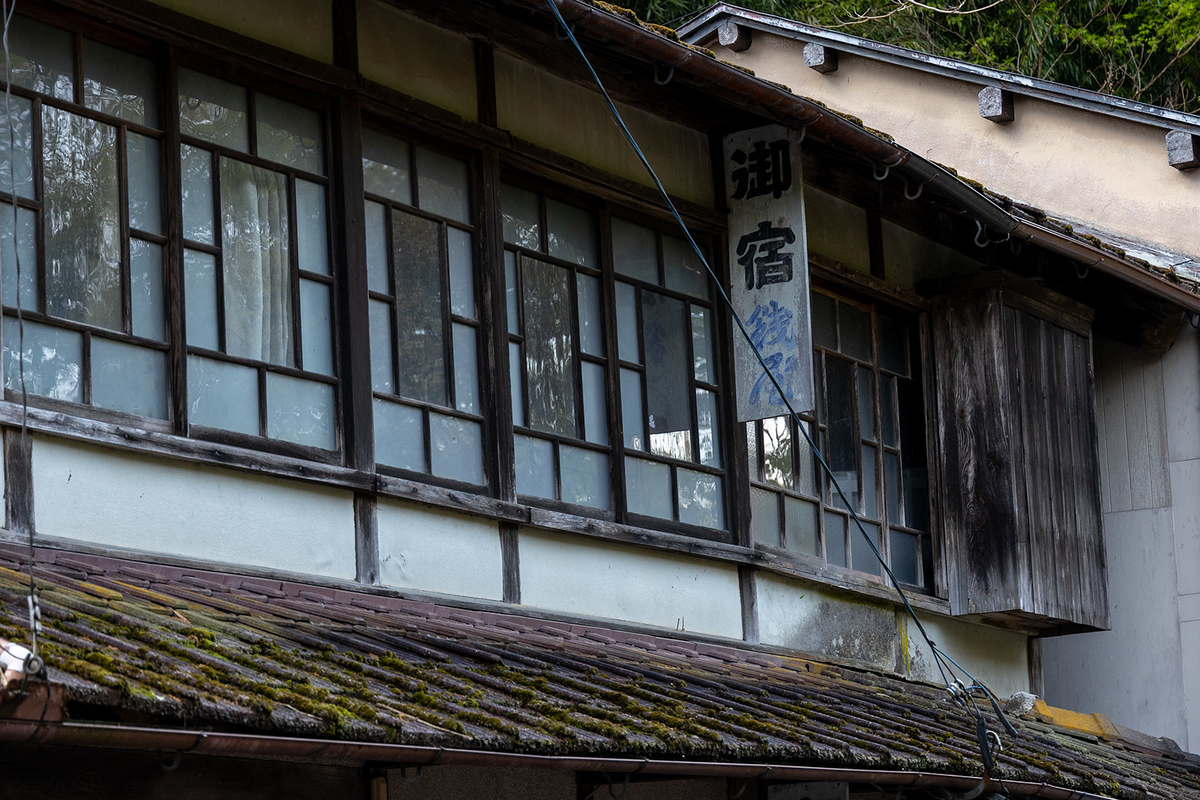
[220, 158, 293, 366]
[2, 317, 82, 402]
[891, 529, 919, 585]
[43, 107, 122, 331]
[577, 274, 603, 356]
[881, 375, 897, 447]
[824, 512, 846, 568]
[296, 180, 329, 275]
[582, 361, 607, 446]
[612, 218, 658, 284]
[885, 451, 901, 524]
[812, 292, 836, 349]
[365, 200, 388, 293]
[448, 227, 474, 319]
[762, 415, 792, 490]
[501, 184, 540, 249]
[515, 434, 555, 499]
[452, 322, 478, 414]
[691, 307, 714, 383]
[751, 488, 781, 547]
[620, 368, 644, 451]
[266, 372, 335, 449]
[300, 279, 333, 376]
[851, 520, 882, 576]
[839, 302, 872, 361]
[0, 95, 34, 199]
[430, 413, 483, 485]
[416, 147, 468, 223]
[83, 38, 158, 127]
[615, 281, 639, 363]
[184, 249, 218, 350]
[9, 15, 73, 100]
[509, 341, 525, 428]
[0, 203, 37, 311]
[643, 291, 691, 460]
[663, 235, 709, 299]
[255, 92, 324, 174]
[696, 388, 720, 468]
[521, 256, 576, 438]
[826, 357, 857, 511]
[678, 469, 723, 528]
[858, 367, 874, 442]
[904, 466, 930, 532]
[187, 355, 258, 436]
[127, 133, 161, 235]
[393, 209, 446, 405]
[862, 443, 878, 519]
[364, 299, 402, 400]
[746, 421, 759, 481]
[181, 144, 214, 244]
[369, 299, 393, 394]
[785, 496, 819, 556]
[92, 338, 167, 419]
[546, 198, 595, 267]
[504, 251, 519, 333]
[879, 317, 910, 376]
[625, 456, 671, 520]
[362, 129, 410, 204]
[560, 446, 610, 509]
[131, 239, 165, 341]
[796, 420, 816, 497]
[178, 68, 249, 152]
[374, 398, 425, 473]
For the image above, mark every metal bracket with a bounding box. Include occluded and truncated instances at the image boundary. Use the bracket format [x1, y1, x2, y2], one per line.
[654, 63, 675, 85]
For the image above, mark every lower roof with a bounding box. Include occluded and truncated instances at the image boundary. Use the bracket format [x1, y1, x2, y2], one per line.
[0, 543, 1196, 799]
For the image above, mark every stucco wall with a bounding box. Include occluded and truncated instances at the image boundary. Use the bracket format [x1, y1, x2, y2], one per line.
[714, 34, 1200, 261]
[147, 0, 333, 63]
[376, 501, 503, 601]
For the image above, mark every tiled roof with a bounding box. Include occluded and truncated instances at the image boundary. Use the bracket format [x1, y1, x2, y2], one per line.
[0, 544, 1197, 799]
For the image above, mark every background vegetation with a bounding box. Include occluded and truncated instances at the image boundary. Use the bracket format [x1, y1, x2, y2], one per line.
[635, 0, 1200, 112]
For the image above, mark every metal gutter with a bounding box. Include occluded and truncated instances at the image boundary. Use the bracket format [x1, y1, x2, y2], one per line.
[538, 0, 1200, 312]
[679, 3, 1200, 136]
[0, 719, 1113, 800]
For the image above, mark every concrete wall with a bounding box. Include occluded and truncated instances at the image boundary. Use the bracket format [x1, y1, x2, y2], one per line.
[713, 34, 1200, 262]
[1042, 330, 1198, 749]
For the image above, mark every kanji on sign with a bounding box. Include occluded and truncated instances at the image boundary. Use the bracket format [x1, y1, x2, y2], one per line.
[729, 139, 793, 200]
[747, 300, 796, 351]
[749, 351, 800, 407]
[737, 221, 796, 290]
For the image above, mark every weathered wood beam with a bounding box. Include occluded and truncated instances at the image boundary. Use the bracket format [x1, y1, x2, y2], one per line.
[803, 43, 838, 74]
[978, 86, 1014, 123]
[1166, 129, 1200, 170]
[717, 20, 752, 52]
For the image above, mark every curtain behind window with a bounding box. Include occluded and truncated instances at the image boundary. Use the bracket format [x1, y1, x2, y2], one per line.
[220, 158, 292, 366]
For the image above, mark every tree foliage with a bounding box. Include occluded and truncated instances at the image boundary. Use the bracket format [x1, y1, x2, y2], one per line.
[634, 0, 1200, 111]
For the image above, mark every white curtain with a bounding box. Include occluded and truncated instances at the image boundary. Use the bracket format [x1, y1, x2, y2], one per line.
[220, 158, 292, 366]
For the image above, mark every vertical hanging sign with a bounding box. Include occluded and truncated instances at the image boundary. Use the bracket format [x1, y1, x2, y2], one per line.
[724, 123, 814, 422]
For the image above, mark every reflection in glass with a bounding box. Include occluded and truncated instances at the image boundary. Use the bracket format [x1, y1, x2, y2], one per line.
[625, 456, 671, 519]
[825, 357, 857, 510]
[691, 307, 714, 383]
[581, 361, 608, 446]
[393, 209, 446, 405]
[452, 322, 478, 414]
[795, 420, 816, 496]
[619, 368, 644, 450]
[416, 147, 469, 223]
[8, 15, 73, 100]
[220, 158, 292, 366]
[43, 107, 122, 331]
[643, 291, 690, 460]
[615, 281, 639, 363]
[751, 488, 780, 546]
[365, 200, 388, 292]
[374, 398, 423, 472]
[83, 39, 158, 126]
[501, 183, 540, 249]
[181, 145, 214, 244]
[663, 235, 708, 298]
[611, 218, 657, 283]
[678, 469, 723, 528]
[183, 249, 218, 350]
[91, 338, 167, 419]
[2, 317, 82, 402]
[187, 355, 258, 436]
[839, 302, 872, 361]
[696, 389, 720, 468]
[851, 521, 882, 576]
[362, 129, 410, 203]
[299, 279, 333, 376]
[576, 274, 602, 356]
[448, 227, 474, 318]
[762, 416, 792, 490]
[521, 257, 576, 438]
[130, 239, 165, 341]
[509, 341, 524, 427]
[368, 299, 393, 393]
[785, 496, 819, 556]
[546, 198, 596, 267]
[296, 180, 329, 275]
[430, 413, 483, 484]
[266, 372, 335, 449]
[256, 93, 323, 175]
[0, 203, 37, 310]
[515, 434, 555, 499]
[560, 446, 610, 509]
[178, 68, 249, 151]
[127, 133, 162, 235]
[504, 251, 519, 333]
[0, 95, 34, 198]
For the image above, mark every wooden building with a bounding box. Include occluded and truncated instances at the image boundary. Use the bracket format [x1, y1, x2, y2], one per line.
[0, 0, 1197, 797]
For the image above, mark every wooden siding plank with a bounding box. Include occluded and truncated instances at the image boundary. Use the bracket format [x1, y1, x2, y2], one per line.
[1100, 339, 1133, 512]
[1004, 305, 1035, 617]
[1077, 334, 1110, 628]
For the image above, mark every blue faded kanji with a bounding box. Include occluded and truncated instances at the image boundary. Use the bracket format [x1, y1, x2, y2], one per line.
[749, 352, 799, 407]
[746, 301, 795, 351]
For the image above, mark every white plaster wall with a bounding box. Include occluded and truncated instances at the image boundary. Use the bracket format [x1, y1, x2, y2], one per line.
[148, 0, 333, 63]
[31, 436, 356, 579]
[906, 613, 1028, 700]
[358, 1, 478, 121]
[495, 52, 713, 208]
[518, 530, 742, 638]
[376, 501, 503, 601]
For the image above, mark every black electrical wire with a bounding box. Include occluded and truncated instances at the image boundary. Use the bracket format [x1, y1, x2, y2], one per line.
[541, 0, 1016, 754]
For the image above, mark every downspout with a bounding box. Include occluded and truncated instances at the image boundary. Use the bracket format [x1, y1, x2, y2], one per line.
[0, 718, 1112, 800]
